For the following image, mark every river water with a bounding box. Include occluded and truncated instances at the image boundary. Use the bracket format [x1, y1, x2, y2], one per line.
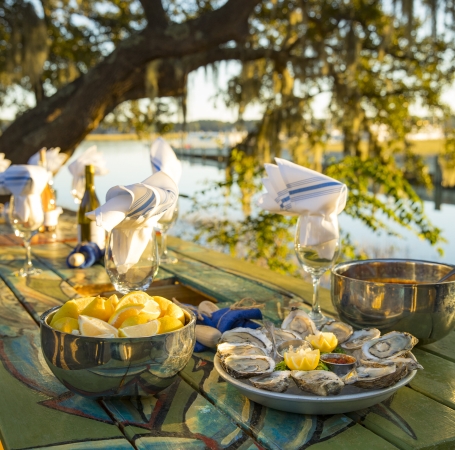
[53, 139, 455, 265]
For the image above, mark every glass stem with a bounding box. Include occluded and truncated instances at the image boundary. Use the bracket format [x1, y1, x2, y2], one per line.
[23, 235, 33, 273]
[311, 274, 321, 317]
[161, 232, 168, 258]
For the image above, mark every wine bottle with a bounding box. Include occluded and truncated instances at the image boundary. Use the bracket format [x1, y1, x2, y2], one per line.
[77, 165, 105, 249]
[39, 149, 58, 232]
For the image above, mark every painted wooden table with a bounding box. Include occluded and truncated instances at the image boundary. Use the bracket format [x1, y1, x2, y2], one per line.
[0, 212, 453, 450]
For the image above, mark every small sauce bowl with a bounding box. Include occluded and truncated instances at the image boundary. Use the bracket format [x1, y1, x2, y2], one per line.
[276, 339, 312, 358]
[320, 353, 357, 376]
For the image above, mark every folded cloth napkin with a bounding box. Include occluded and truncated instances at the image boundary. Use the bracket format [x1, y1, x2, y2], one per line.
[28, 147, 68, 175]
[68, 146, 109, 200]
[150, 138, 182, 184]
[86, 171, 178, 274]
[2, 165, 49, 227]
[0, 153, 11, 173]
[258, 158, 347, 258]
[150, 138, 182, 222]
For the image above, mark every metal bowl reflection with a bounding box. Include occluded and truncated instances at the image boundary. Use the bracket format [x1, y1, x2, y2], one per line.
[40, 307, 196, 398]
[331, 259, 455, 345]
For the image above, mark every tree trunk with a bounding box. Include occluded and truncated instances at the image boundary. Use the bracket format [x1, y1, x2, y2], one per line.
[0, 0, 260, 164]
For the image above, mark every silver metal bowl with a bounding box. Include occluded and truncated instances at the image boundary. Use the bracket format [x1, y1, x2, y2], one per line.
[40, 307, 196, 398]
[331, 259, 455, 345]
[320, 353, 357, 376]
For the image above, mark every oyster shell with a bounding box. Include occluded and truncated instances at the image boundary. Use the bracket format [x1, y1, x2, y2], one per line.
[221, 354, 275, 378]
[362, 331, 418, 362]
[281, 310, 317, 338]
[217, 342, 267, 359]
[341, 328, 381, 351]
[291, 370, 344, 396]
[321, 321, 353, 344]
[392, 352, 423, 371]
[220, 327, 273, 354]
[250, 371, 291, 392]
[271, 328, 302, 347]
[354, 361, 408, 389]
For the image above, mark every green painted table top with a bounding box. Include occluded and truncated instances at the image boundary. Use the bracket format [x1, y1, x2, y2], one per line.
[0, 214, 453, 449]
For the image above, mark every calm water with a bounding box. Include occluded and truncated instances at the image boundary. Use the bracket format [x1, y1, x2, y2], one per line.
[53, 139, 455, 265]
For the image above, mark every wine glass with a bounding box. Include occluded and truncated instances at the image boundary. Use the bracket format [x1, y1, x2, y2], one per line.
[105, 226, 159, 294]
[9, 196, 44, 277]
[294, 217, 341, 328]
[156, 201, 179, 264]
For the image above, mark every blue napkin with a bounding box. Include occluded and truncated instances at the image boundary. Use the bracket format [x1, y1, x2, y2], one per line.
[193, 307, 262, 353]
[66, 242, 104, 269]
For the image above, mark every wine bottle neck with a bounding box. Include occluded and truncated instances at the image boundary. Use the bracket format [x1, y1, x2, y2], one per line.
[85, 165, 95, 191]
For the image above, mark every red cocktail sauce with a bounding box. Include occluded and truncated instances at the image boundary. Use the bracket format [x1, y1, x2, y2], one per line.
[322, 355, 355, 365]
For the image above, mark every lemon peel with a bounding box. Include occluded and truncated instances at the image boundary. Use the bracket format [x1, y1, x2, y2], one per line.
[119, 320, 159, 338]
[52, 317, 79, 334]
[79, 315, 119, 337]
[157, 316, 184, 334]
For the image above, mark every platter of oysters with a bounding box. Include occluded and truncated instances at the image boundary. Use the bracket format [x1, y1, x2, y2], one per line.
[214, 310, 422, 415]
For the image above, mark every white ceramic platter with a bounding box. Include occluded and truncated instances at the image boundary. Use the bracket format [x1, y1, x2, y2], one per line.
[214, 355, 416, 415]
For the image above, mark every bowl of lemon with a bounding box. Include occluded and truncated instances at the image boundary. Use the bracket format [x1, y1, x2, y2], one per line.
[40, 291, 196, 398]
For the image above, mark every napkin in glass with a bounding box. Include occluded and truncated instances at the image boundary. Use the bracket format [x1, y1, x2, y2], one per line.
[28, 147, 68, 175]
[86, 172, 178, 274]
[150, 137, 182, 222]
[68, 146, 109, 200]
[258, 158, 347, 258]
[3, 165, 50, 227]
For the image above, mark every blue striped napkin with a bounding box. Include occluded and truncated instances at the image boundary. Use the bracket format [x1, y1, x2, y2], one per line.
[86, 171, 178, 274]
[258, 158, 347, 249]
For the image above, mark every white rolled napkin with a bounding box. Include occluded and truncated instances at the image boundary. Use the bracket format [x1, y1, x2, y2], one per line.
[68, 146, 109, 200]
[86, 171, 178, 274]
[3, 165, 50, 228]
[258, 158, 347, 259]
[150, 137, 182, 222]
[150, 137, 182, 184]
[0, 153, 11, 173]
[28, 147, 68, 175]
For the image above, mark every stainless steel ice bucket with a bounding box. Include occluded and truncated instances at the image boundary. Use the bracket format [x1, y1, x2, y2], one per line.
[331, 259, 455, 345]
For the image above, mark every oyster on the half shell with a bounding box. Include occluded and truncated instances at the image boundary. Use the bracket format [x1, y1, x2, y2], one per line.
[221, 354, 275, 378]
[270, 328, 302, 347]
[362, 331, 418, 362]
[220, 327, 273, 354]
[217, 342, 267, 359]
[281, 310, 317, 338]
[354, 360, 408, 389]
[291, 370, 344, 396]
[250, 371, 291, 392]
[392, 352, 423, 370]
[321, 321, 353, 344]
[341, 328, 381, 361]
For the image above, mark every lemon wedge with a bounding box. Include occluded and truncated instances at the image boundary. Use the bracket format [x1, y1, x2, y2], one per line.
[119, 320, 159, 338]
[284, 347, 320, 371]
[157, 316, 184, 334]
[167, 303, 185, 324]
[306, 332, 338, 353]
[115, 291, 152, 310]
[79, 315, 119, 337]
[80, 296, 115, 322]
[152, 296, 173, 316]
[119, 313, 159, 329]
[108, 304, 144, 328]
[49, 297, 96, 327]
[52, 317, 79, 334]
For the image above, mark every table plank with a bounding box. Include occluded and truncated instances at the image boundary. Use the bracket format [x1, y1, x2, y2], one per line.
[0, 279, 133, 450]
[409, 349, 455, 410]
[349, 387, 455, 450]
[419, 331, 455, 364]
[104, 378, 261, 449]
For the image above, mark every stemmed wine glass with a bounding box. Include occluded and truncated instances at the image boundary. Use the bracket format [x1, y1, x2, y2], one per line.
[155, 201, 179, 264]
[9, 196, 44, 277]
[294, 216, 340, 327]
[105, 225, 159, 294]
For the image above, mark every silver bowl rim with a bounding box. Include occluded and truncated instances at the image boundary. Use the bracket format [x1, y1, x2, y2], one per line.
[40, 304, 196, 342]
[331, 258, 455, 286]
